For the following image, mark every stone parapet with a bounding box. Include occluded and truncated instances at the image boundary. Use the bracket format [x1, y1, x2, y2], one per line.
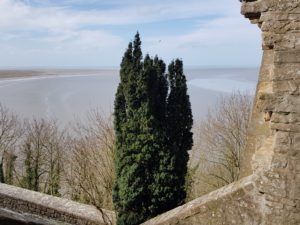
[0, 183, 115, 225]
[142, 175, 263, 225]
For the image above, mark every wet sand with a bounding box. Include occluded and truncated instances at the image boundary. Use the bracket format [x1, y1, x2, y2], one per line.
[0, 68, 258, 123]
[0, 69, 117, 80]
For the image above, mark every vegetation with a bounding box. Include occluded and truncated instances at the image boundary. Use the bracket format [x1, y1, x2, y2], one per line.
[166, 60, 193, 206]
[0, 104, 21, 184]
[0, 104, 115, 210]
[188, 92, 252, 199]
[20, 119, 64, 196]
[65, 109, 115, 210]
[113, 33, 193, 225]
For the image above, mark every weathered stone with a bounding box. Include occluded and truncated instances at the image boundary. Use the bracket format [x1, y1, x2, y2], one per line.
[263, 32, 300, 51]
[271, 123, 300, 132]
[0, 183, 115, 225]
[274, 50, 300, 63]
[271, 112, 300, 124]
[273, 63, 300, 80]
[273, 79, 300, 94]
[142, 175, 262, 225]
[272, 3, 300, 13]
[271, 154, 288, 169]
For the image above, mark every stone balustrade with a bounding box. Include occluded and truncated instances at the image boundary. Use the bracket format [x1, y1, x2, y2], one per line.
[0, 183, 115, 225]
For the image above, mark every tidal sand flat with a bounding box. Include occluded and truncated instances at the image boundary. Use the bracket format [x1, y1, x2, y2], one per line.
[0, 68, 258, 124]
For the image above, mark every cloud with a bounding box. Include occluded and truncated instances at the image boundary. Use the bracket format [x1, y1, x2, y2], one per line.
[41, 30, 122, 50]
[0, 0, 235, 30]
[0, 0, 261, 67]
[0, 0, 232, 48]
[142, 13, 261, 67]
[145, 15, 260, 49]
[0, 0, 124, 50]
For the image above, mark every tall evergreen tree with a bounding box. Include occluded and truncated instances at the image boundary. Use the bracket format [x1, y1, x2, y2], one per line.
[166, 59, 193, 205]
[113, 33, 193, 225]
[113, 33, 155, 225]
[150, 59, 193, 215]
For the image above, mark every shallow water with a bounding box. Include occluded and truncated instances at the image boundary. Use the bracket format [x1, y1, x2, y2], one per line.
[0, 68, 259, 123]
[188, 78, 256, 94]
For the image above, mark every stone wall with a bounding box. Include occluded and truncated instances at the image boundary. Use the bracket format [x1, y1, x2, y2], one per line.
[0, 183, 115, 225]
[143, 0, 300, 224]
[142, 175, 264, 225]
[241, 0, 300, 224]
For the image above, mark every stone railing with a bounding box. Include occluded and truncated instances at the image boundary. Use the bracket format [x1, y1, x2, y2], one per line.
[142, 174, 263, 225]
[0, 183, 115, 225]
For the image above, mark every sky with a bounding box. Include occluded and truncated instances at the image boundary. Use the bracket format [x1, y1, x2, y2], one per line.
[0, 0, 262, 68]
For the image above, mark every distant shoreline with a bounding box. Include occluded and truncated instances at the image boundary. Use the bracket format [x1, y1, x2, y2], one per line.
[0, 69, 119, 81]
[0, 68, 259, 82]
[0, 70, 44, 80]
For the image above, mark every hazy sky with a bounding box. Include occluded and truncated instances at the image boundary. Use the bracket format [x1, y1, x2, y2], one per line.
[0, 0, 262, 68]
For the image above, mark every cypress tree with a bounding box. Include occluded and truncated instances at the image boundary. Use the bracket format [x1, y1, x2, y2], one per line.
[113, 33, 154, 225]
[113, 33, 193, 225]
[166, 59, 193, 205]
[150, 60, 193, 215]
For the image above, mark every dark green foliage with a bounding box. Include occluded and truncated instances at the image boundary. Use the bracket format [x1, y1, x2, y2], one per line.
[166, 59, 193, 204]
[150, 59, 193, 214]
[113, 33, 159, 224]
[113, 33, 193, 225]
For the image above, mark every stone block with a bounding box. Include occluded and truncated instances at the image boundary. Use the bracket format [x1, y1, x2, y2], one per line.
[281, 197, 297, 207]
[273, 79, 300, 94]
[263, 31, 300, 51]
[273, 63, 300, 80]
[268, 0, 300, 13]
[273, 94, 300, 113]
[256, 172, 287, 198]
[266, 200, 284, 209]
[274, 50, 300, 63]
[293, 133, 300, 151]
[241, 1, 267, 19]
[271, 112, 300, 124]
[271, 154, 288, 169]
[295, 174, 300, 200]
[259, 50, 274, 82]
[271, 123, 300, 132]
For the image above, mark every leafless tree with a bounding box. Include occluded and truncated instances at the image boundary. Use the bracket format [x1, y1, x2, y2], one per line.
[0, 104, 115, 211]
[19, 118, 65, 196]
[188, 91, 252, 198]
[64, 109, 115, 210]
[0, 104, 21, 184]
